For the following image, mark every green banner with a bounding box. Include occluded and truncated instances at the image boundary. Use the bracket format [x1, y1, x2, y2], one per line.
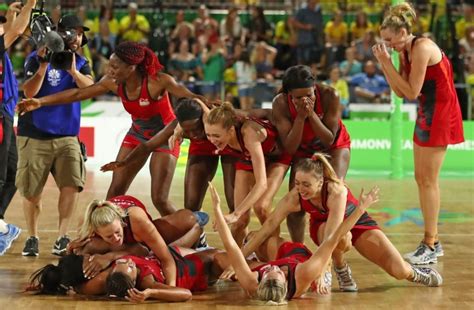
[345, 120, 474, 177]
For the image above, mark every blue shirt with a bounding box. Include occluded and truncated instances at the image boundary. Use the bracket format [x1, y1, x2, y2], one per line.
[1, 52, 19, 119]
[294, 5, 323, 46]
[18, 51, 92, 138]
[350, 73, 389, 95]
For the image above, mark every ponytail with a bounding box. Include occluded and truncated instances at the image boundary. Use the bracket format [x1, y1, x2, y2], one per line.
[295, 152, 342, 184]
[205, 101, 238, 129]
[380, 2, 416, 33]
[79, 200, 124, 240]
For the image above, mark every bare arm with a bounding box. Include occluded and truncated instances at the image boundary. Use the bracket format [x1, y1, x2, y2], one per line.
[321, 183, 348, 243]
[241, 188, 301, 258]
[3, 0, 36, 49]
[23, 59, 49, 98]
[306, 87, 341, 147]
[272, 94, 305, 155]
[373, 40, 432, 100]
[129, 281, 192, 303]
[208, 183, 258, 292]
[129, 208, 177, 286]
[159, 72, 209, 104]
[295, 187, 379, 295]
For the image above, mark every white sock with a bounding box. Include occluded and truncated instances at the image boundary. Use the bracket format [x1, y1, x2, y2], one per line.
[0, 219, 8, 234]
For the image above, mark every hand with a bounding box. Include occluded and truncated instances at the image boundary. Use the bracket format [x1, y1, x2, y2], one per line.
[126, 288, 150, 303]
[100, 161, 125, 172]
[168, 126, 184, 150]
[67, 53, 77, 76]
[219, 265, 236, 280]
[358, 186, 380, 212]
[224, 212, 240, 225]
[295, 97, 314, 120]
[372, 43, 391, 63]
[7, 2, 22, 14]
[66, 237, 90, 255]
[25, 0, 37, 8]
[208, 182, 221, 209]
[82, 254, 112, 279]
[310, 270, 331, 295]
[16, 98, 42, 115]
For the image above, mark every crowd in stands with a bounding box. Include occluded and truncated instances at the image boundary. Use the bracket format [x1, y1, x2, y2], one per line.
[0, 0, 472, 118]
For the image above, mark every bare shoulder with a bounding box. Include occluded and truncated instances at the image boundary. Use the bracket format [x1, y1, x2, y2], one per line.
[242, 120, 266, 142]
[327, 181, 347, 197]
[272, 93, 290, 117]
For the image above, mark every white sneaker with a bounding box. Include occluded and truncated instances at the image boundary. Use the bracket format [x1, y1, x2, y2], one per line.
[434, 241, 444, 257]
[334, 263, 358, 292]
[404, 242, 437, 265]
[411, 266, 443, 287]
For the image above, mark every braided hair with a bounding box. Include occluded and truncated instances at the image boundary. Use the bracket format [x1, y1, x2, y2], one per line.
[114, 41, 164, 77]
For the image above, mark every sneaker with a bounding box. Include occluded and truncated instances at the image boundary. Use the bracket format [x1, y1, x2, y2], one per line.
[411, 266, 443, 287]
[52, 236, 71, 256]
[434, 241, 444, 257]
[0, 224, 22, 256]
[193, 211, 210, 227]
[404, 242, 437, 265]
[22, 236, 39, 257]
[195, 232, 209, 249]
[334, 263, 358, 292]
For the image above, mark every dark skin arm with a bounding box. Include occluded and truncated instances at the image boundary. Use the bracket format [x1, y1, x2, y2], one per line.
[306, 85, 341, 148]
[272, 93, 305, 155]
[127, 276, 192, 303]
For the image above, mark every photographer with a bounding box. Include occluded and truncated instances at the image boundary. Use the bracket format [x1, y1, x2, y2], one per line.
[0, 0, 36, 256]
[19, 14, 93, 257]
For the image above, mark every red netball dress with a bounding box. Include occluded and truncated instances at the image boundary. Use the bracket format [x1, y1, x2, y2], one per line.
[287, 85, 351, 158]
[404, 37, 464, 146]
[108, 195, 152, 244]
[118, 76, 180, 157]
[222, 117, 292, 171]
[300, 182, 379, 246]
[252, 242, 312, 300]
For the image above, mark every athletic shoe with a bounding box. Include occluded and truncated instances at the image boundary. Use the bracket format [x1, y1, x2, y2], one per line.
[404, 242, 437, 265]
[52, 236, 71, 256]
[22, 236, 39, 257]
[334, 263, 358, 292]
[0, 224, 22, 255]
[195, 232, 209, 249]
[193, 211, 210, 227]
[411, 266, 443, 287]
[434, 241, 444, 257]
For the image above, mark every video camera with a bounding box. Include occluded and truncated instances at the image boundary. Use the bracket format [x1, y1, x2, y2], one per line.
[29, 1, 75, 70]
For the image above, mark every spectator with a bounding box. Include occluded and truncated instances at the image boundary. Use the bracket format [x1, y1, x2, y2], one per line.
[292, 0, 324, 65]
[0, 0, 37, 256]
[90, 19, 114, 80]
[339, 46, 363, 78]
[118, 2, 150, 44]
[350, 10, 374, 43]
[354, 29, 378, 62]
[19, 15, 94, 257]
[324, 10, 348, 69]
[325, 65, 350, 118]
[200, 36, 226, 101]
[168, 40, 202, 83]
[91, 5, 119, 50]
[193, 5, 218, 39]
[219, 7, 244, 44]
[50, 5, 62, 26]
[248, 5, 272, 43]
[350, 60, 390, 103]
[273, 17, 296, 70]
[234, 49, 256, 110]
[251, 41, 277, 81]
[460, 25, 474, 57]
[455, 2, 474, 40]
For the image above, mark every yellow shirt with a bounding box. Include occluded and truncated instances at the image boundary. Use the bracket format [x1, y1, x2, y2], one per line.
[224, 67, 238, 97]
[119, 15, 150, 42]
[275, 20, 291, 42]
[350, 22, 374, 41]
[456, 19, 474, 40]
[91, 17, 120, 36]
[325, 21, 348, 44]
[325, 79, 349, 104]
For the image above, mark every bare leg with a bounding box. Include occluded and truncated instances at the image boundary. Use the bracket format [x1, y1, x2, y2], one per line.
[329, 148, 350, 179]
[184, 155, 218, 211]
[221, 156, 236, 212]
[106, 146, 148, 199]
[57, 186, 79, 237]
[317, 222, 352, 269]
[231, 170, 255, 246]
[413, 145, 447, 246]
[153, 209, 201, 247]
[149, 151, 178, 215]
[22, 194, 42, 237]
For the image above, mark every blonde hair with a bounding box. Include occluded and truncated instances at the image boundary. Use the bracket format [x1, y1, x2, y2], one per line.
[295, 153, 342, 185]
[256, 278, 288, 304]
[79, 200, 124, 239]
[205, 102, 237, 129]
[380, 2, 416, 34]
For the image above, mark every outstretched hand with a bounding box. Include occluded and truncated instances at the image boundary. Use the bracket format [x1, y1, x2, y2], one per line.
[17, 98, 42, 115]
[358, 186, 380, 211]
[100, 161, 125, 172]
[126, 288, 150, 303]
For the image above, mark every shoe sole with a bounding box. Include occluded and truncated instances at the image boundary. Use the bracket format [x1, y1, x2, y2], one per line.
[405, 258, 438, 265]
[22, 251, 39, 257]
[51, 249, 67, 256]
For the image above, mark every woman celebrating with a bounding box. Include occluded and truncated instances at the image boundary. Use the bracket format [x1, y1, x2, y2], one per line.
[272, 65, 350, 245]
[17, 42, 206, 216]
[204, 103, 291, 246]
[73, 195, 207, 285]
[211, 182, 438, 304]
[239, 154, 443, 293]
[372, 2, 464, 264]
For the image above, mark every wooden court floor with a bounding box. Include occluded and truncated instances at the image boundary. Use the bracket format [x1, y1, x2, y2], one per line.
[0, 169, 473, 309]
